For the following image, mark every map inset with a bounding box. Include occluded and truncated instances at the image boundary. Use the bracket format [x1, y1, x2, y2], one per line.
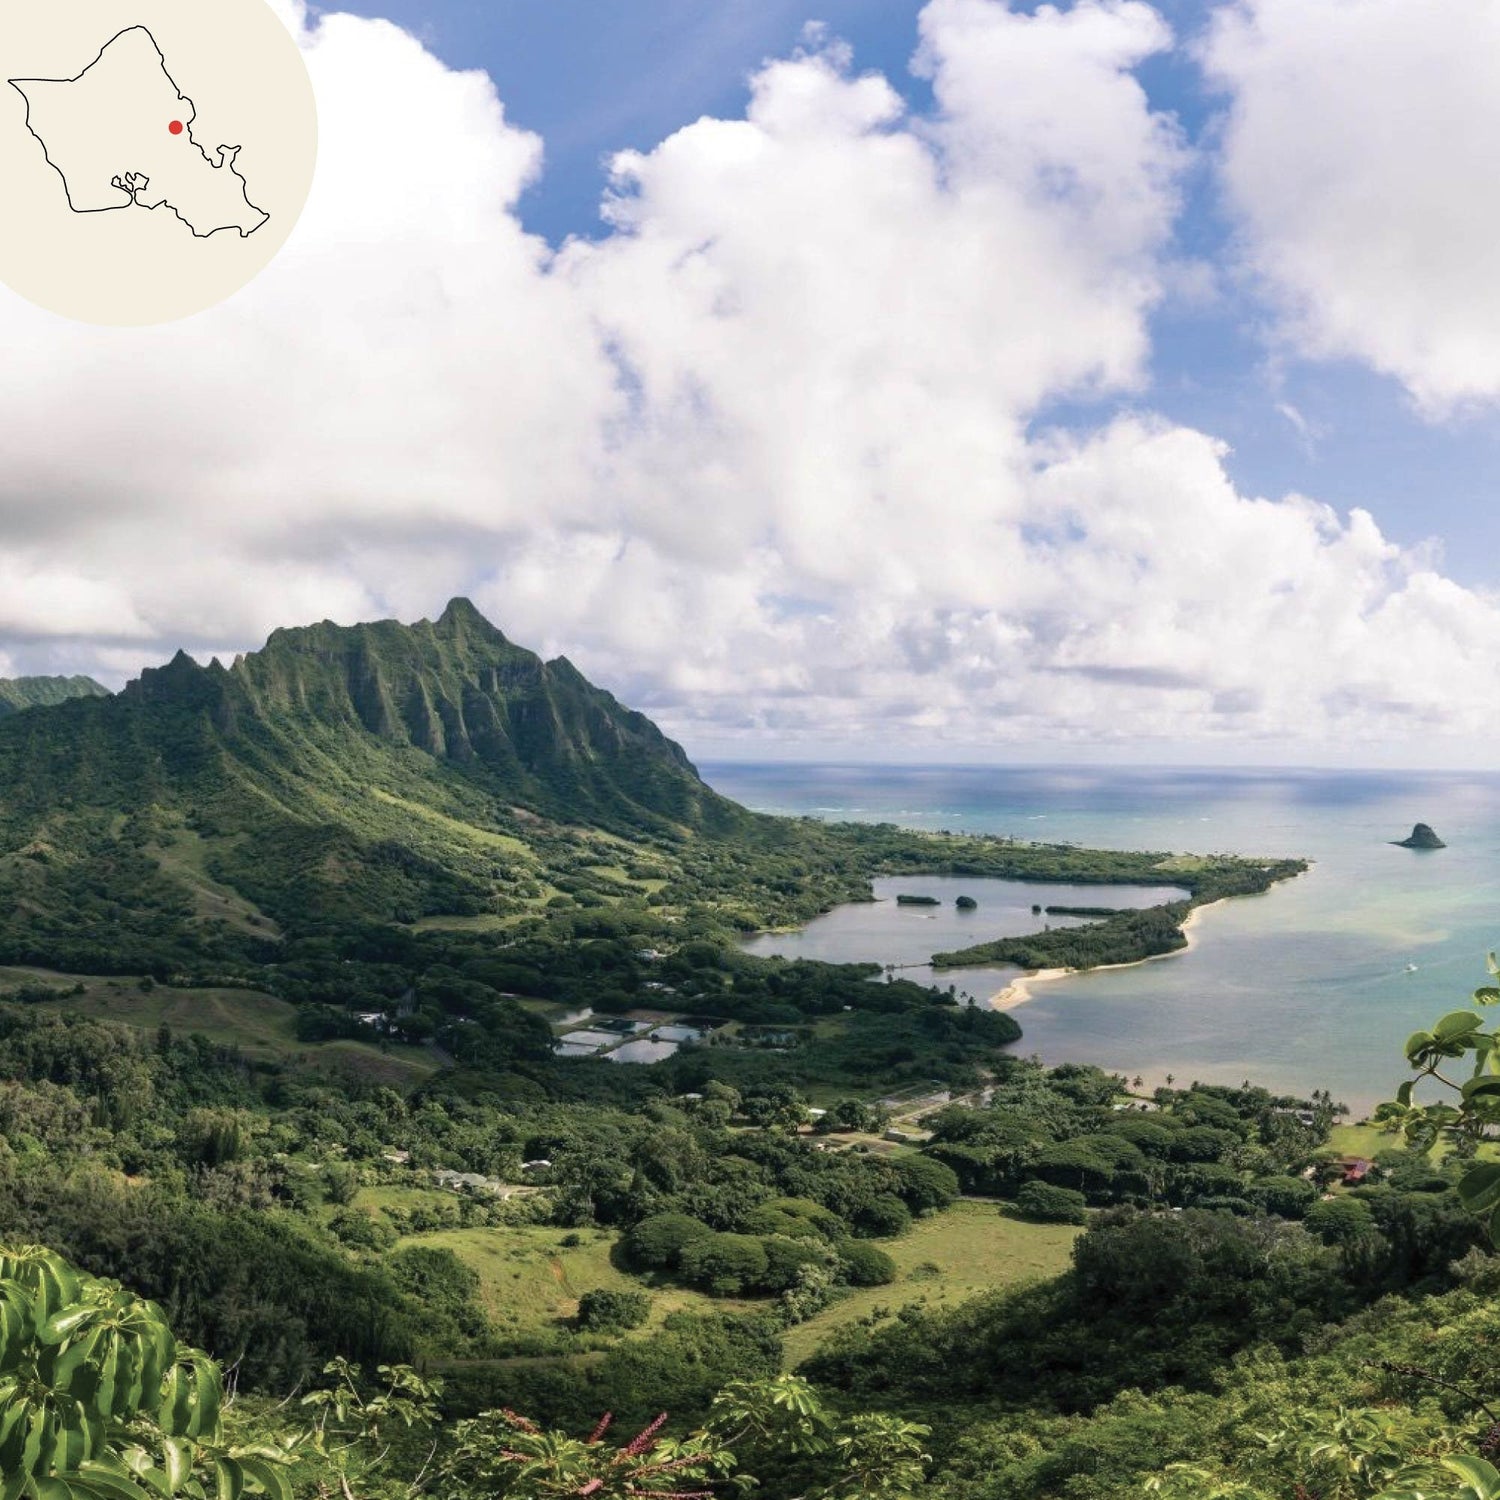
[0, 0, 315, 325]
[10, 26, 269, 240]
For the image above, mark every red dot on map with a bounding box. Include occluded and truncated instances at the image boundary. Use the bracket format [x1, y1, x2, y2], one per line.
[169, 120, 184, 135]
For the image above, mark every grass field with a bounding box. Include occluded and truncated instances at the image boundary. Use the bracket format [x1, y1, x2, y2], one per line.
[404, 1225, 740, 1334]
[0, 967, 441, 1089]
[1327, 1122, 1399, 1158]
[782, 1199, 1080, 1366]
[401, 1202, 1077, 1372]
[353, 1185, 458, 1215]
[411, 1203, 1076, 1360]
[1326, 1119, 1500, 1167]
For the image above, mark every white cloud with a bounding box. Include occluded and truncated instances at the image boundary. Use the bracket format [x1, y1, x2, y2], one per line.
[1204, 0, 1500, 415]
[4, 0, 1500, 756]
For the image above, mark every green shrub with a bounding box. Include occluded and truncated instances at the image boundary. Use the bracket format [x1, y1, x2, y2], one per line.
[576, 1287, 651, 1331]
[1015, 1180, 1088, 1225]
[624, 1212, 714, 1269]
[680, 1233, 771, 1295]
[329, 1207, 399, 1251]
[739, 1197, 843, 1241]
[837, 1240, 897, 1286]
[853, 1194, 912, 1238]
[893, 1155, 961, 1213]
[1305, 1195, 1376, 1245]
[760, 1235, 831, 1291]
[1247, 1175, 1317, 1219]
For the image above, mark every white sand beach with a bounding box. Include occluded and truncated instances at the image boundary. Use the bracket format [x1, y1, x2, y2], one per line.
[988, 898, 1230, 1010]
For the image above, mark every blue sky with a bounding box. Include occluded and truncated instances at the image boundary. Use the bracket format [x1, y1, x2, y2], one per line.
[318, 0, 1496, 587]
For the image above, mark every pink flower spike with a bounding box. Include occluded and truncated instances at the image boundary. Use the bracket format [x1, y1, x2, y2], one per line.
[623, 1412, 670, 1457]
[588, 1412, 614, 1444]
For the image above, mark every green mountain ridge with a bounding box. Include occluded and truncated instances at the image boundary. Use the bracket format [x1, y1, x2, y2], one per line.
[0, 600, 750, 969]
[0, 600, 1301, 980]
[0, 674, 109, 717]
[117, 597, 740, 834]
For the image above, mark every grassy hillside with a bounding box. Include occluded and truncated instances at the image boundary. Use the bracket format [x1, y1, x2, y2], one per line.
[0, 674, 108, 717]
[364, 1203, 1076, 1367]
[781, 1200, 1079, 1366]
[0, 964, 441, 1087]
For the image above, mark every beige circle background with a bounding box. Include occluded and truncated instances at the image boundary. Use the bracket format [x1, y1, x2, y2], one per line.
[0, 0, 316, 325]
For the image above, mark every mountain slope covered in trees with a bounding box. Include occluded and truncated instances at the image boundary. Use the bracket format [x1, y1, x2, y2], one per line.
[0, 673, 108, 717]
[0, 600, 1302, 975]
[0, 600, 754, 966]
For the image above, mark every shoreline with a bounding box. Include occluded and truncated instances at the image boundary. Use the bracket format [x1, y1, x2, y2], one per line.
[987, 897, 1230, 1010]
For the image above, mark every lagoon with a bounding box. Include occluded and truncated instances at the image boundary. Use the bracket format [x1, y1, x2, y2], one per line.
[740, 873, 1187, 1001]
[706, 762, 1500, 1113]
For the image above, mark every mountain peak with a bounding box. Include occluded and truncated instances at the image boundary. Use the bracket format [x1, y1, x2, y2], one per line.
[435, 597, 503, 640]
[0, 603, 744, 955]
[148, 602, 732, 834]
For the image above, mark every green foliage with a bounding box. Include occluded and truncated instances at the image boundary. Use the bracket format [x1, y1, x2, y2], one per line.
[448, 1406, 732, 1498]
[0, 1260, 927, 1500]
[0, 677, 109, 717]
[1380, 956, 1500, 1244]
[1306, 1194, 1377, 1245]
[888, 1155, 960, 1214]
[575, 1289, 650, 1333]
[1015, 1180, 1088, 1224]
[923, 1062, 1331, 1213]
[680, 1234, 771, 1296]
[705, 1375, 930, 1500]
[0, 1243, 293, 1500]
[624, 1214, 715, 1271]
[442, 1374, 929, 1500]
[852, 1195, 911, 1238]
[833, 1241, 896, 1287]
[806, 1206, 1355, 1412]
[1246, 1174, 1317, 1219]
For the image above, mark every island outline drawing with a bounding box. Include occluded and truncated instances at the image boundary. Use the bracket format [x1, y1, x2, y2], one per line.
[8, 24, 269, 239]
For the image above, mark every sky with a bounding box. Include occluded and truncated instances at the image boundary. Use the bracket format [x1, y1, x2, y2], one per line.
[4, 0, 1500, 766]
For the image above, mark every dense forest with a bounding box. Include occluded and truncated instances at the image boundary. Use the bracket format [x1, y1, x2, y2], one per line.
[0, 989, 1497, 1499]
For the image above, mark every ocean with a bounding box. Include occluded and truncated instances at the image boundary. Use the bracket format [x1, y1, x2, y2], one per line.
[700, 763, 1500, 1113]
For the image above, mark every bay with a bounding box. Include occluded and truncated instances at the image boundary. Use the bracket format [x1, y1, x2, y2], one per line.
[739, 872, 1188, 1001]
[703, 762, 1500, 1112]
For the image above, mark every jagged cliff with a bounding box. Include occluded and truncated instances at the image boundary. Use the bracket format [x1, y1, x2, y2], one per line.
[0, 601, 743, 963]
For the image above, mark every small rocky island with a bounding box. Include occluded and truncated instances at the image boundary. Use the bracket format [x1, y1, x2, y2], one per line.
[955, 894, 977, 910]
[896, 893, 940, 906]
[1394, 822, 1446, 849]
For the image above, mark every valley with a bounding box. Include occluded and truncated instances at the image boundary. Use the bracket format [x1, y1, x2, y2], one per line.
[0, 604, 1476, 1500]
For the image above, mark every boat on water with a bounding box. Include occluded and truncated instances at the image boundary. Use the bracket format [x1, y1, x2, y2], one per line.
[1405, 963, 1419, 973]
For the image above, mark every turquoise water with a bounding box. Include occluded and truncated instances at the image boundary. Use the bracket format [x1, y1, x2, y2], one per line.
[702, 764, 1500, 1112]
